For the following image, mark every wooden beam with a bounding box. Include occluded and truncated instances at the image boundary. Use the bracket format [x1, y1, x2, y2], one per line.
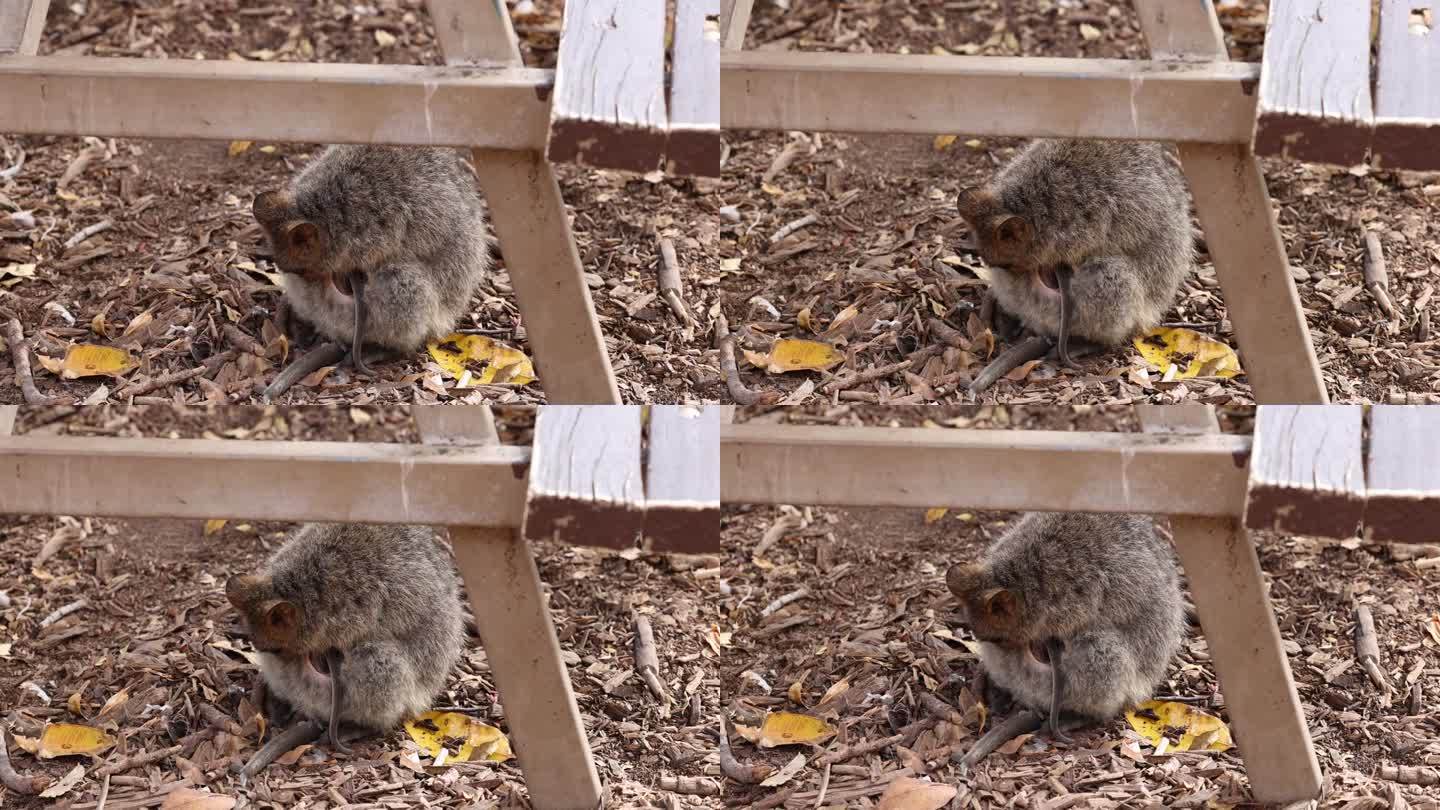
[1135, 0, 1329, 406]
[523, 406, 645, 549]
[1136, 406, 1323, 806]
[425, 0, 522, 66]
[0, 435, 529, 526]
[1244, 405, 1366, 538]
[1364, 405, 1440, 544]
[720, 424, 1251, 518]
[1373, 0, 1440, 171]
[416, 407, 604, 810]
[721, 51, 1261, 143]
[0, 56, 551, 149]
[667, 0, 722, 177]
[642, 405, 720, 553]
[546, 0, 668, 173]
[0, 0, 51, 56]
[719, 0, 753, 49]
[1252, 0, 1375, 165]
[470, 148, 621, 404]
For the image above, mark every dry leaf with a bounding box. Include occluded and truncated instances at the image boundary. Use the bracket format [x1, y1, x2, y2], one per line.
[404, 711, 513, 763]
[924, 507, 948, 524]
[748, 712, 835, 748]
[228, 141, 252, 157]
[796, 307, 814, 332]
[787, 680, 805, 705]
[877, 776, 958, 810]
[38, 764, 86, 799]
[0, 262, 37, 287]
[933, 135, 958, 151]
[758, 752, 807, 787]
[160, 788, 237, 810]
[756, 339, 844, 374]
[95, 689, 129, 722]
[203, 519, 228, 536]
[38, 723, 116, 759]
[58, 344, 135, 380]
[122, 310, 154, 337]
[1133, 328, 1242, 380]
[1126, 700, 1234, 752]
[426, 334, 536, 387]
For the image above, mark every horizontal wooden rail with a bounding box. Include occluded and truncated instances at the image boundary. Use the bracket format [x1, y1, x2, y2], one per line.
[720, 424, 1251, 517]
[721, 51, 1261, 142]
[0, 436, 530, 526]
[0, 56, 552, 148]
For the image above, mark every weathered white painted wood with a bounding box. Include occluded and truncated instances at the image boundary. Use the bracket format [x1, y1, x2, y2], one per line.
[721, 51, 1261, 142]
[0, 0, 50, 55]
[1253, 0, 1375, 165]
[1244, 405, 1366, 538]
[719, 0, 753, 49]
[0, 57, 551, 149]
[0, 404, 15, 436]
[1373, 0, 1440, 170]
[0, 435, 528, 526]
[523, 405, 645, 549]
[547, 0, 668, 173]
[720, 424, 1251, 518]
[415, 405, 604, 810]
[1136, 404, 1323, 805]
[1135, 0, 1329, 405]
[667, 0, 721, 177]
[425, 0, 521, 66]
[643, 405, 720, 553]
[1364, 405, 1440, 544]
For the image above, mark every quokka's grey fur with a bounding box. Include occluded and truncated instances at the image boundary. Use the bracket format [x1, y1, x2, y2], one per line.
[959, 139, 1194, 346]
[948, 512, 1186, 722]
[235, 523, 464, 731]
[255, 145, 492, 352]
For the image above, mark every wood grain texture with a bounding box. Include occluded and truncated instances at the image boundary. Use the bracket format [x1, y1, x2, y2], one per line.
[1253, 0, 1374, 165]
[1373, 0, 1440, 170]
[642, 405, 720, 553]
[0, 404, 15, 436]
[547, 0, 668, 173]
[523, 405, 645, 549]
[1137, 405, 1324, 805]
[721, 51, 1261, 142]
[666, 0, 721, 177]
[1244, 405, 1366, 538]
[1364, 405, 1440, 543]
[424, 0, 522, 66]
[0, 0, 50, 56]
[0, 57, 551, 149]
[0, 436, 529, 526]
[721, 424, 1251, 518]
[415, 406, 605, 810]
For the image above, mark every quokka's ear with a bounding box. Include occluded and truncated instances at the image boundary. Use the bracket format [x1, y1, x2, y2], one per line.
[252, 190, 292, 225]
[263, 600, 300, 641]
[992, 214, 1033, 246]
[282, 221, 326, 267]
[982, 587, 1020, 625]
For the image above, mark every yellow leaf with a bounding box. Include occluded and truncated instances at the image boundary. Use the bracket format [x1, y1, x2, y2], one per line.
[204, 519, 228, 536]
[404, 711, 513, 763]
[741, 348, 770, 369]
[796, 307, 814, 332]
[59, 344, 135, 380]
[763, 339, 843, 374]
[38, 723, 116, 759]
[877, 776, 958, 810]
[1133, 328, 1242, 380]
[924, 507, 948, 524]
[160, 788, 237, 810]
[933, 135, 958, 152]
[1125, 700, 1234, 752]
[787, 680, 805, 705]
[228, 141, 252, 157]
[753, 711, 836, 748]
[425, 334, 536, 387]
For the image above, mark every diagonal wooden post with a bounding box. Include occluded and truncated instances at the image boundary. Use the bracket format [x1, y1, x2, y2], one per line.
[1136, 403, 1323, 804]
[412, 404, 603, 810]
[1133, 1, 1328, 405]
[427, 0, 621, 405]
[719, 0, 754, 50]
[0, 0, 51, 56]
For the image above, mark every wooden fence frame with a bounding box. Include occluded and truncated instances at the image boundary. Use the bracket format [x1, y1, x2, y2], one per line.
[0, 0, 623, 405]
[719, 0, 1329, 405]
[720, 402, 1328, 804]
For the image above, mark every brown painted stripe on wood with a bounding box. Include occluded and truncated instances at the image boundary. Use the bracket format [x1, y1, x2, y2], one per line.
[1364, 405, 1440, 543]
[1373, 0, 1440, 170]
[1243, 405, 1366, 538]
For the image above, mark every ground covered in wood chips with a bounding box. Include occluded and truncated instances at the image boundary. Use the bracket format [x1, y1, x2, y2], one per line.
[719, 404, 1440, 808]
[0, 0, 723, 407]
[718, 0, 1440, 407]
[0, 404, 723, 808]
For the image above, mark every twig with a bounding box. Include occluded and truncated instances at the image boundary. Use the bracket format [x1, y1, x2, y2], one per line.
[3, 318, 62, 406]
[1354, 605, 1394, 700]
[967, 335, 1051, 396]
[769, 213, 818, 245]
[98, 743, 183, 777]
[222, 324, 265, 356]
[753, 513, 801, 558]
[236, 719, 322, 779]
[198, 704, 245, 737]
[261, 342, 347, 403]
[0, 148, 24, 180]
[1377, 765, 1438, 787]
[114, 350, 238, 400]
[761, 139, 806, 184]
[715, 313, 776, 406]
[656, 237, 696, 326]
[95, 772, 110, 810]
[954, 709, 1043, 770]
[927, 317, 966, 348]
[57, 146, 101, 191]
[1408, 682, 1423, 716]
[817, 731, 906, 766]
[1362, 231, 1396, 319]
[820, 359, 912, 394]
[759, 587, 809, 619]
[632, 612, 668, 702]
[919, 693, 966, 726]
[658, 775, 720, 796]
[813, 761, 831, 807]
[39, 598, 89, 628]
[0, 726, 46, 794]
[63, 218, 114, 252]
[718, 717, 771, 784]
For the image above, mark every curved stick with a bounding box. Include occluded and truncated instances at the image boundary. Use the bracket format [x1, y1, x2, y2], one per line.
[967, 335, 1052, 396]
[261, 342, 348, 403]
[237, 718, 323, 779]
[0, 727, 46, 795]
[953, 708, 1042, 771]
[3, 318, 61, 406]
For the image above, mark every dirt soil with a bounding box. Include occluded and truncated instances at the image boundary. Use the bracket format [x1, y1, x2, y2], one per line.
[0, 404, 723, 808]
[0, 0, 724, 407]
[719, 404, 1440, 808]
[718, 0, 1440, 407]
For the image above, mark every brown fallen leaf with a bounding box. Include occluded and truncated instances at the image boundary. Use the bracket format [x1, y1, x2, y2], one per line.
[877, 776, 957, 810]
[160, 788, 237, 810]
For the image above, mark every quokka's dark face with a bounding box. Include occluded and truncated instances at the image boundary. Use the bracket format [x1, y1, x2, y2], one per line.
[956, 187, 1035, 273]
[252, 191, 329, 280]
